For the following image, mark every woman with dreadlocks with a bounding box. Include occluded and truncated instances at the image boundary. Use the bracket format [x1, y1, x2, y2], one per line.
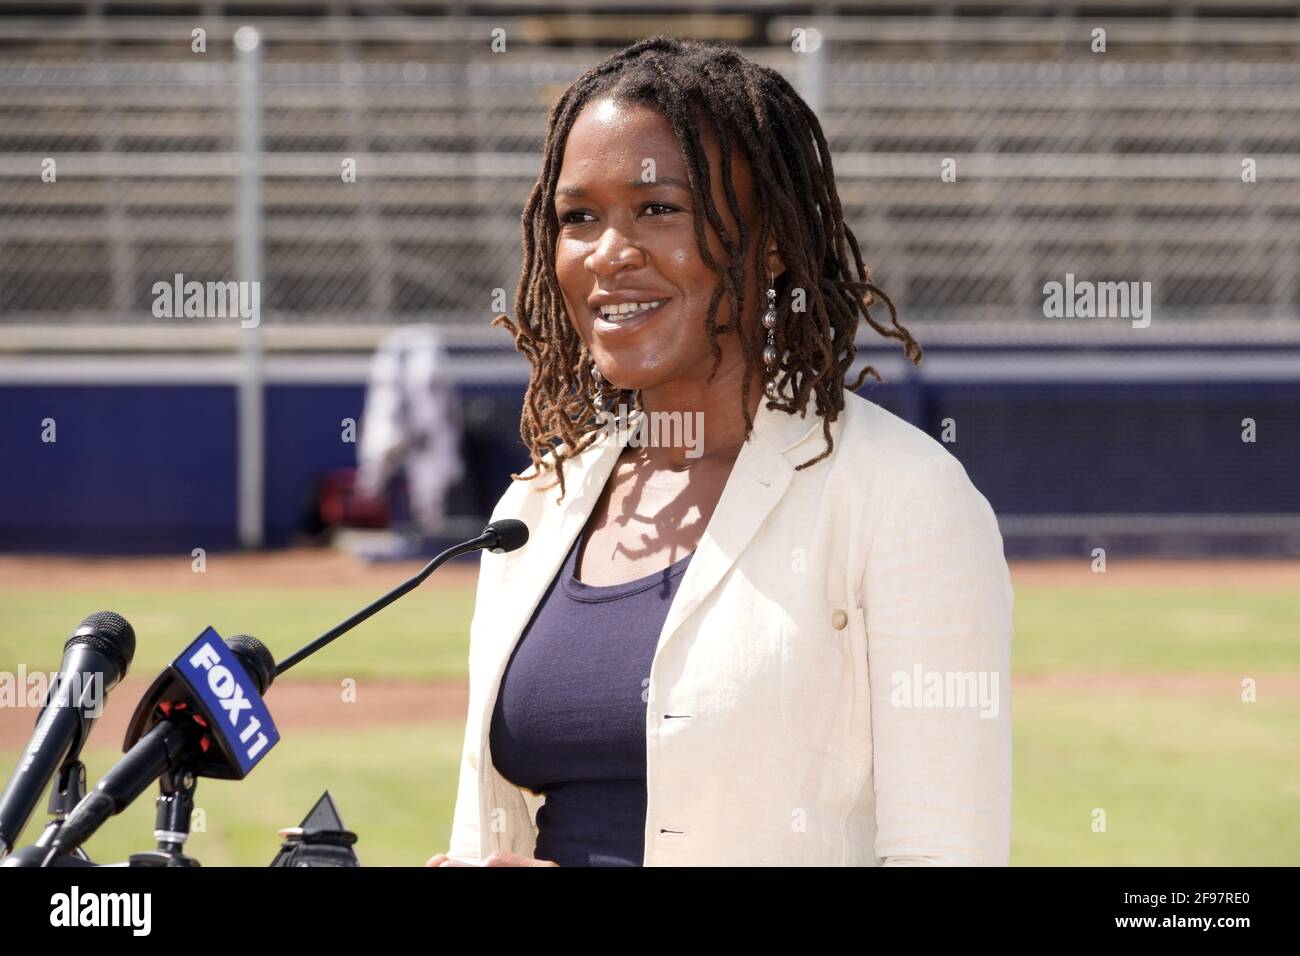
[427, 35, 1012, 867]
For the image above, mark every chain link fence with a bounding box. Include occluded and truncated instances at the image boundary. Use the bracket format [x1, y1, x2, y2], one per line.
[1, 16, 1298, 341]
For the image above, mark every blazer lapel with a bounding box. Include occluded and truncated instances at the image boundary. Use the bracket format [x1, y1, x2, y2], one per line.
[484, 429, 628, 646]
[656, 400, 821, 654]
[483, 401, 820, 663]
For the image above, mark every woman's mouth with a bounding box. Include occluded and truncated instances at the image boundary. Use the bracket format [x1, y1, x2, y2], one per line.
[593, 299, 669, 334]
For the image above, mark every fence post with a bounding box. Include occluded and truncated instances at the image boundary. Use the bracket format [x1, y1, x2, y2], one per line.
[235, 25, 265, 548]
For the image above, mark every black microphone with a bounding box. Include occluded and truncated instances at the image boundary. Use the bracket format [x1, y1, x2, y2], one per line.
[39, 634, 275, 865]
[482, 518, 528, 554]
[275, 519, 528, 675]
[0, 611, 135, 857]
[27, 520, 527, 865]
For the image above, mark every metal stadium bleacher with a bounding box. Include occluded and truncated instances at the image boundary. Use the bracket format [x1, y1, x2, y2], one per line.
[3, 5, 1300, 335]
[1, 2, 1298, 555]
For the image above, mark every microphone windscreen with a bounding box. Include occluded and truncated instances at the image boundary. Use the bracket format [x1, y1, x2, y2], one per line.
[486, 519, 529, 554]
[66, 611, 136, 678]
[227, 634, 276, 695]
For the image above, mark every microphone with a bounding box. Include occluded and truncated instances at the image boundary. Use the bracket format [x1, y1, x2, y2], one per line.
[19, 519, 526, 865]
[0, 611, 135, 857]
[482, 518, 528, 554]
[37, 633, 277, 866]
[275, 519, 528, 675]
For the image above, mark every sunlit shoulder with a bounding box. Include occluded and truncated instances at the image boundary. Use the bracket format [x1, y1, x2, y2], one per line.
[831, 389, 963, 477]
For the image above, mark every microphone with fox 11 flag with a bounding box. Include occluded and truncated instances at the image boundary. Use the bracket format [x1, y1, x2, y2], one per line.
[3, 519, 528, 867]
[31, 630, 278, 867]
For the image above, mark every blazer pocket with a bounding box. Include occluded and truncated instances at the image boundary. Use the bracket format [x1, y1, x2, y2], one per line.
[778, 603, 872, 765]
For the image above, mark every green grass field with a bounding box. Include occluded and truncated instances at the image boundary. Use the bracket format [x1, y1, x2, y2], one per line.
[0, 585, 477, 682]
[2, 574, 1297, 865]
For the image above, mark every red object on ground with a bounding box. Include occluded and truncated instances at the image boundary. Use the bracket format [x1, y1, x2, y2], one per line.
[317, 467, 390, 529]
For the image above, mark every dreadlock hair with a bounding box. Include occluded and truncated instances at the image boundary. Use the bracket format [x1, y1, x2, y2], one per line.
[493, 34, 922, 501]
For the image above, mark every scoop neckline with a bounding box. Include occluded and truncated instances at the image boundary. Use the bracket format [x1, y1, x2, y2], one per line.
[561, 535, 694, 603]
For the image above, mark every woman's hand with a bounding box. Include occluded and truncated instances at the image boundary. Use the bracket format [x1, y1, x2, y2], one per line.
[425, 850, 559, 867]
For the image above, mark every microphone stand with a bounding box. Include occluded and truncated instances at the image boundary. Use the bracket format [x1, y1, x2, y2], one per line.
[127, 761, 201, 867]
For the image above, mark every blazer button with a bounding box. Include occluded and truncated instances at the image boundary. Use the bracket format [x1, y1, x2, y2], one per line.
[831, 609, 848, 630]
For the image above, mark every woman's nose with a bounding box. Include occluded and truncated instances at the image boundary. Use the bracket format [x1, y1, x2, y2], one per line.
[587, 225, 646, 275]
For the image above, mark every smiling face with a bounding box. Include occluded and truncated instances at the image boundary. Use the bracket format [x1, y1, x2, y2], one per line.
[552, 96, 783, 400]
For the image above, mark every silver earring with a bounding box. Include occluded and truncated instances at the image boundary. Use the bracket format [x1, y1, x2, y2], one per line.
[762, 276, 778, 396]
[591, 363, 604, 410]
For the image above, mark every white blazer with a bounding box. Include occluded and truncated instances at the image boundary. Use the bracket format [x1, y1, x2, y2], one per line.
[446, 390, 1013, 865]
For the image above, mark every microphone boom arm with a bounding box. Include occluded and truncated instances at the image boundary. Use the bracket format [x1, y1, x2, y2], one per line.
[274, 527, 501, 677]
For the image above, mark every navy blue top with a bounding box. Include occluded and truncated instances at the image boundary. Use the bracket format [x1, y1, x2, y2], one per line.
[488, 530, 693, 867]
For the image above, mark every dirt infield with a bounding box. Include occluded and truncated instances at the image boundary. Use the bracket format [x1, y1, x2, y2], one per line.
[0, 549, 1296, 591]
[0, 677, 470, 749]
[0, 548, 480, 591]
[1008, 558, 1300, 590]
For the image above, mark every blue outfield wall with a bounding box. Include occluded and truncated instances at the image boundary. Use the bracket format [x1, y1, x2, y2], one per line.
[1, 377, 1297, 554]
[0, 385, 240, 552]
[911, 382, 1300, 515]
[0, 382, 531, 553]
[262, 383, 368, 548]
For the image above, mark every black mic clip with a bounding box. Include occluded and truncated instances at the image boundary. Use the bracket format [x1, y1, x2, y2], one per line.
[48, 760, 88, 820]
[128, 763, 202, 868]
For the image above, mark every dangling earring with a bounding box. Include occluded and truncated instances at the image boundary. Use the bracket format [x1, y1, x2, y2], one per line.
[762, 272, 779, 398]
[591, 362, 604, 411]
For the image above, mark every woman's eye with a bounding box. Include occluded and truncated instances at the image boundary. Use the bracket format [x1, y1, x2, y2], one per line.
[558, 203, 678, 224]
